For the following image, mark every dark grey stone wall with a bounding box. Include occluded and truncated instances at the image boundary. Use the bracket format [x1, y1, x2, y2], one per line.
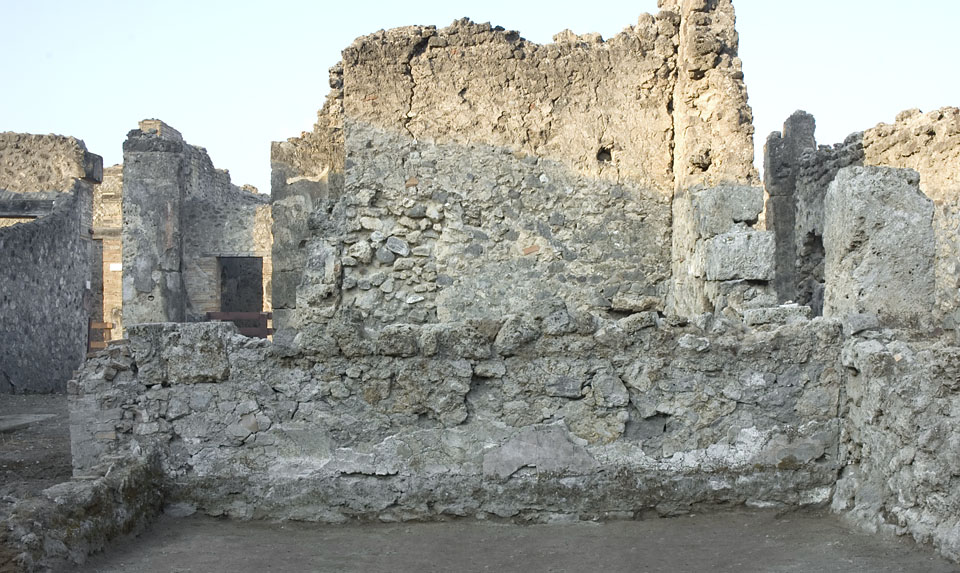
[0, 182, 92, 393]
[764, 111, 816, 304]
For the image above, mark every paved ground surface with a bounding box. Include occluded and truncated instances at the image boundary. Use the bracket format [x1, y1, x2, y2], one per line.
[74, 510, 958, 573]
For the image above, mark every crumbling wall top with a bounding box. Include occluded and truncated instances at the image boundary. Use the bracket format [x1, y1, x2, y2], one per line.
[0, 132, 102, 194]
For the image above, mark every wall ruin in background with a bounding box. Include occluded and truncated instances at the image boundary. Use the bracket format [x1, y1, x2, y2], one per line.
[122, 120, 273, 330]
[0, 133, 102, 393]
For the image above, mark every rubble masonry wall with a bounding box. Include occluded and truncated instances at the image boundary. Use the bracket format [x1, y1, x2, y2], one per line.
[71, 317, 842, 522]
[271, 1, 758, 330]
[0, 134, 102, 393]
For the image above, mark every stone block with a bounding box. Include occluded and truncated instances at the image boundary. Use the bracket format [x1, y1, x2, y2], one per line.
[704, 230, 775, 281]
[692, 185, 764, 238]
[823, 166, 935, 326]
[742, 305, 812, 327]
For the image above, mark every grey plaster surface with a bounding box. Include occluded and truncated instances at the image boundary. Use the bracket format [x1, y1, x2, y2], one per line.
[74, 510, 958, 573]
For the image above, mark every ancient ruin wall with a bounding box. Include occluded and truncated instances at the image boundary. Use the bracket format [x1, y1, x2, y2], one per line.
[272, 2, 757, 329]
[0, 133, 101, 195]
[835, 333, 960, 562]
[0, 133, 102, 393]
[770, 107, 960, 321]
[123, 120, 272, 328]
[861, 108, 960, 324]
[71, 317, 843, 522]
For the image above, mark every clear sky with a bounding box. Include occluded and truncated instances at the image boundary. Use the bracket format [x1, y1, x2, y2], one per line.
[1, 1, 956, 193]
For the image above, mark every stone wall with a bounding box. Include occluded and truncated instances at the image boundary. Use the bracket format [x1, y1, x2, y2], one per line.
[0, 133, 102, 393]
[768, 107, 960, 323]
[71, 316, 842, 522]
[822, 167, 935, 327]
[834, 331, 960, 562]
[122, 120, 273, 329]
[272, 1, 758, 330]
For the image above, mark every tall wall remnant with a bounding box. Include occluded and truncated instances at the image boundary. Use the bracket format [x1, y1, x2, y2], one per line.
[93, 165, 124, 340]
[764, 111, 816, 304]
[271, 0, 758, 330]
[0, 133, 102, 393]
[122, 120, 273, 329]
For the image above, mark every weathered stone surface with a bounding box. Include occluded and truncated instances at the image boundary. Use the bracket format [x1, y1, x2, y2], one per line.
[823, 167, 935, 327]
[835, 334, 960, 563]
[672, 185, 771, 315]
[123, 120, 271, 327]
[861, 107, 960, 323]
[0, 134, 101, 393]
[273, 1, 757, 330]
[70, 315, 845, 524]
[742, 305, 811, 327]
[704, 230, 775, 281]
[482, 424, 599, 479]
[765, 111, 817, 303]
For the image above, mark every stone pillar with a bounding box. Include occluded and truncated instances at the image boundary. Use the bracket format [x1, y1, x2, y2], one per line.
[823, 166, 934, 326]
[121, 120, 187, 325]
[764, 111, 816, 303]
[670, 184, 775, 317]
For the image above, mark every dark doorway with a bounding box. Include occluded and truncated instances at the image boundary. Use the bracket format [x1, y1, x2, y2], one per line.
[219, 257, 263, 314]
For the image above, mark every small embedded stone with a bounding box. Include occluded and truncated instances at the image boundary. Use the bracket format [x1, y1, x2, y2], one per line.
[375, 246, 396, 264]
[386, 236, 410, 256]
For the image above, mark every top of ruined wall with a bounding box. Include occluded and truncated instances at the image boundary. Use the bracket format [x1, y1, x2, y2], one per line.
[0, 133, 102, 194]
[862, 107, 960, 202]
[278, 0, 756, 197]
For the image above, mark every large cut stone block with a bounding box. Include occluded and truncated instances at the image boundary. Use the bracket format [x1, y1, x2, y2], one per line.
[704, 230, 775, 281]
[823, 166, 934, 325]
[692, 185, 764, 238]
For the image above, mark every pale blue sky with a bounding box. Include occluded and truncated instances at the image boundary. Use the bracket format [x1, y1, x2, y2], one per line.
[1, 1, 956, 192]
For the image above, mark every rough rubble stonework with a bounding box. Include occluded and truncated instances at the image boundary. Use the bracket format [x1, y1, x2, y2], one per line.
[272, 0, 757, 329]
[0, 134, 102, 393]
[43, 0, 960, 569]
[71, 318, 843, 524]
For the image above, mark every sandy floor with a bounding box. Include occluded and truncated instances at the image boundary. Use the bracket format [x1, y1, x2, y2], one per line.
[73, 509, 959, 573]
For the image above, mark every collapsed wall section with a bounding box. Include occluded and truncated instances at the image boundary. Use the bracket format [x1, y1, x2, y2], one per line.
[0, 133, 102, 393]
[122, 120, 272, 328]
[272, 2, 758, 330]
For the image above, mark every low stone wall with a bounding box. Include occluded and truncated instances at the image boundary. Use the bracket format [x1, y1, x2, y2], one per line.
[0, 451, 164, 572]
[71, 316, 842, 522]
[834, 330, 960, 563]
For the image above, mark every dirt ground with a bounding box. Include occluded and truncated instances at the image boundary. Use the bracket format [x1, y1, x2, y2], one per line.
[72, 509, 959, 573]
[0, 394, 72, 505]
